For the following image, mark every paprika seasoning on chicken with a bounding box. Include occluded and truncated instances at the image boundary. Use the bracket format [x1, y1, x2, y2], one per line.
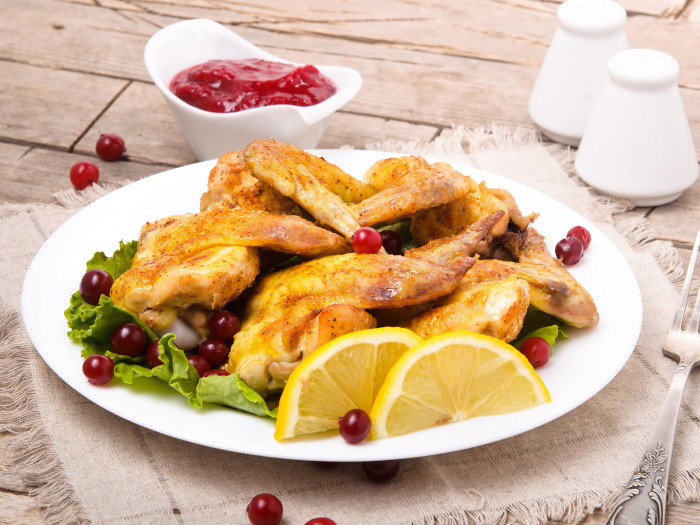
[169, 58, 337, 113]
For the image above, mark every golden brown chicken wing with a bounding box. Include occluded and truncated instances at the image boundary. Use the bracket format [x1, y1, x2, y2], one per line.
[228, 211, 504, 394]
[200, 151, 305, 216]
[242, 139, 376, 239]
[110, 208, 351, 331]
[377, 227, 597, 339]
[352, 156, 477, 227]
[399, 277, 530, 341]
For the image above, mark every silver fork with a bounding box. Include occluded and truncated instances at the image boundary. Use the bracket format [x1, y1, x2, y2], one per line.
[606, 229, 700, 525]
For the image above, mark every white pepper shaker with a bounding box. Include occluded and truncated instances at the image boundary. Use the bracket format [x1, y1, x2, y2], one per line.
[529, 0, 628, 146]
[575, 49, 698, 206]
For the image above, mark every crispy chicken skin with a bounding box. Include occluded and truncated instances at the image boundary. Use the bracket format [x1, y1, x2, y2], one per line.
[200, 151, 305, 216]
[228, 211, 504, 395]
[242, 139, 376, 239]
[410, 182, 538, 247]
[110, 208, 351, 330]
[352, 156, 477, 227]
[458, 258, 599, 328]
[399, 278, 530, 342]
[377, 227, 597, 336]
[410, 185, 510, 245]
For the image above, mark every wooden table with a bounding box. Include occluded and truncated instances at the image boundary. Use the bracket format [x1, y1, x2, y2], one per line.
[2, 0, 699, 523]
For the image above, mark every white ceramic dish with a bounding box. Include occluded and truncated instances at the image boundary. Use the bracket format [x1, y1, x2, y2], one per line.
[575, 49, 699, 206]
[21, 150, 642, 462]
[144, 19, 362, 161]
[528, 0, 628, 146]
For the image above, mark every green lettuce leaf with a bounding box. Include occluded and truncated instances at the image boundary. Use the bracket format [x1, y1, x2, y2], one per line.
[66, 293, 157, 358]
[511, 307, 569, 350]
[112, 333, 202, 407]
[65, 241, 277, 418]
[86, 240, 138, 278]
[197, 374, 278, 418]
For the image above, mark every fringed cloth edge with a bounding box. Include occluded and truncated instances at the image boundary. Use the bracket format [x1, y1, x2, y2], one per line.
[0, 129, 694, 525]
[0, 184, 120, 525]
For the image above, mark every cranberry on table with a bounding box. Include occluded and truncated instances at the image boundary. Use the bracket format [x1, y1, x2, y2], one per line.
[519, 336, 551, 368]
[187, 355, 211, 377]
[110, 322, 147, 357]
[350, 227, 382, 254]
[146, 341, 163, 368]
[247, 493, 283, 525]
[305, 519, 336, 525]
[198, 339, 229, 368]
[70, 161, 99, 190]
[363, 459, 400, 483]
[95, 133, 125, 161]
[82, 354, 114, 385]
[202, 369, 230, 377]
[567, 225, 592, 250]
[380, 229, 403, 255]
[79, 269, 113, 305]
[208, 310, 240, 341]
[555, 236, 584, 265]
[338, 408, 371, 444]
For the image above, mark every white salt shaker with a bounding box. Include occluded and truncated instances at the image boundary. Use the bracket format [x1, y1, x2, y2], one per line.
[529, 0, 628, 146]
[575, 49, 699, 206]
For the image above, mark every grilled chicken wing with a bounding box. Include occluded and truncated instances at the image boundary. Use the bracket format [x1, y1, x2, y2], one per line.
[457, 258, 598, 328]
[110, 208, 350, 332]
[410, 184, 509, 245]
[399, 277, 530, 341]
[200, 151, 305, 216]
[410, 181, 538, 254]
[228, 211, 504, 394]
[242, 139, 376, 239]
[352, 156, 477, 227]
[377, 227, 597, 338]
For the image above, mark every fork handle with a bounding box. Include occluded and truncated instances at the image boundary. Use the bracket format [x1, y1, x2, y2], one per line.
[605, 360, 694, 525]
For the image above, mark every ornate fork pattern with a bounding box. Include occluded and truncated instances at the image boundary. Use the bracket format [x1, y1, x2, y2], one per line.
[606, 230, 700, 525]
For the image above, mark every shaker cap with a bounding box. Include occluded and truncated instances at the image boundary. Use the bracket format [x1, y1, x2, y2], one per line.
[607, 48, 680, 90]
[557, 0, 627, 36]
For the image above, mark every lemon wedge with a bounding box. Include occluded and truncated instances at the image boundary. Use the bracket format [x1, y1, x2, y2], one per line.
[370, 330, 550, 439]
[274, 327, 423, 440]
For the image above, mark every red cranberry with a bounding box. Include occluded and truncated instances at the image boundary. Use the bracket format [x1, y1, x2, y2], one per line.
[363, 459, 400, 483]
[82, 354, 114, 385]
[338, 408, 371, 444]
[567, 225, 591, 250]
[95, 133, 126, 161]
[70, 161, 99, 189]
[555, 237, 584, 265]
[187, 355, 211, 377]
[247, 493, 283, 525]
[519, 337, 551, 368]
[350, 228, 382, 254]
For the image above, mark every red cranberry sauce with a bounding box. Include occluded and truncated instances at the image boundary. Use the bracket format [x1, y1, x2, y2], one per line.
[169, 58, 337, 113]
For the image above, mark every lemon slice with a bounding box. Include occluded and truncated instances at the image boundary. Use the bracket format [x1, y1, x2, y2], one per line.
[275, 327, 423, 440]
[370, 330, 550, 439]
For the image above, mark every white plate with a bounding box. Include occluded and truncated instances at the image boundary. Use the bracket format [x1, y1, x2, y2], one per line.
[21, 150, 642, 462]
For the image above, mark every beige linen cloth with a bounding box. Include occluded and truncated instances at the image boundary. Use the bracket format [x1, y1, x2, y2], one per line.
[1, 126, 699, 525]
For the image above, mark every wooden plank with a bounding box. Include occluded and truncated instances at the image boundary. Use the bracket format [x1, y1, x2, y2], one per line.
[0, 146, 167, 205]
[0, 62, 127, 150]
[0, 0, 156, 82]
[643, 175, 700, 246]
[318, 113, 439, 149]
[73, 81, 198, 167]
[626, 16, 700, 90]
[0, 492, 46, 525]
[74, 79, 440, 165]
[541, 0, 690, 18]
